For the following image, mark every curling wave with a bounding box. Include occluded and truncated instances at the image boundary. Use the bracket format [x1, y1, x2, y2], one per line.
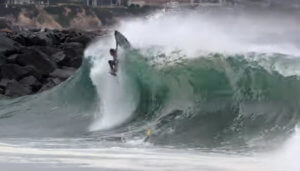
[1, 10, 300, 150]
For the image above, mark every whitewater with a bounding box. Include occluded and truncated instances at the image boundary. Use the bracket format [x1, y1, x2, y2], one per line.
[0, 8, 300, 171]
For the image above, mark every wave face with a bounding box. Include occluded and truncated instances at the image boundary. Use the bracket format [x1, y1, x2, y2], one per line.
[88, 49, 300, 148]
[1, 9, 300, 149]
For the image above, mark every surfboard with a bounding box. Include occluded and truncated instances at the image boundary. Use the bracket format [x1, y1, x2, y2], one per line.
[115, 31, 131, 49]
[109, 31, 130, 76]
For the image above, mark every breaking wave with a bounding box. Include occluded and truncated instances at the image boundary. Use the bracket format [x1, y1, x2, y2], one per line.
[1, 9, 300, 150]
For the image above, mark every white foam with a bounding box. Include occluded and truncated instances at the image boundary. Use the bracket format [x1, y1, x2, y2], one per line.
[117, 10, 300, 57]
[87, 36, 139, 131]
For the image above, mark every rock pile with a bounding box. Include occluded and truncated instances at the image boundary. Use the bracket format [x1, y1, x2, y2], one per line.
[0, 29, 98, 97]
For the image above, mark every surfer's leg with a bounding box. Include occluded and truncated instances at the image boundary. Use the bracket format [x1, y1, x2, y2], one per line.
[108, 60, 114, 71]
[113, 60, 118, 72]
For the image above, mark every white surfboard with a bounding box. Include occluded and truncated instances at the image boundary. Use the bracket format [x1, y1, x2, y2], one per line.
[115, 31, 131, 49]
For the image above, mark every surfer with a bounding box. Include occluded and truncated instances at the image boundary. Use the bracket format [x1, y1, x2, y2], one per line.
[108, 41, 119, 76]
[108, 30, 130, 76]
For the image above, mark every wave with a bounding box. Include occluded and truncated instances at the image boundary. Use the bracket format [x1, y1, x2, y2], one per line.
[85, 45, 300, 148]
[0, 47, 299, 148]
[1, 10, 300, 149]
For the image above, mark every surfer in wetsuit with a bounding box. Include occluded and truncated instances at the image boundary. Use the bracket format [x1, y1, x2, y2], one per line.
[108, 41, 119, 76]
[108, 30, 130, 76]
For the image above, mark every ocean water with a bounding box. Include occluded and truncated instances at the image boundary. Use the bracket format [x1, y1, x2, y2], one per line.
[0, 8, 300, 171]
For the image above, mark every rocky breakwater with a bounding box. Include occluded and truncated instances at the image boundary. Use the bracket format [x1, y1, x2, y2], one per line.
[0, 29, 98, 97]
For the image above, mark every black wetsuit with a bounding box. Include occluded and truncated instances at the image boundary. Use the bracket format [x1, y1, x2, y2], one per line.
[108, 50, 118, 74]
[109, 41, 119, 74]
[108, 59, 117, 72]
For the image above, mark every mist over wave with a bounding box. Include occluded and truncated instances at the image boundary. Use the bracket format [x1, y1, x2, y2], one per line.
[118, 9, 300, 56]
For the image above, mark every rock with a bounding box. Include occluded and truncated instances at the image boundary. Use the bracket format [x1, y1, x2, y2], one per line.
[45, 30, 66, 45]
[22, 65, 42, 80]
[9, 31, 30, 46]
[69, 57, 83, 68]
[63, 41, 84, 49]
[30, 35, 48, 46]
[29, 28, 42, 32]
[65, 34, 93, 47]
[0, 79, 12, 89]
[0, 87, 4, 94]
[0, 64, 32, 80]
[0, 53, 6, 65]
[0, 34, 18, 54]
[0, 29, 97, 97]
[19, 75, 40, 87]
[49, 67, 76, 80]
[19, 76, 42, 92]
[51, 51, 67, 65]
[3, 48, 20, 57]
[15, 49, 57, 75]
[39, 77, 62, 92]
[11, 32, 50, 46]
[6, 54, 18, 63]
[33, 46, 60, 57]
[60, 42, 84, 68]
[5, 80, 31, 97]
[49, 77, 62, 85]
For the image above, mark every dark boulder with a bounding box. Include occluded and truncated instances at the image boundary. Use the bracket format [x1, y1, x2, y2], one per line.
[0, 79, 12, 89]
[60, 42, 84, 68]
[9, 31, 31, 46]
[50, 67, 76, 80]
[0, 64, 42, 81]
[49, 77, 62, 85]
[0, 87, 4, 95]
[51, 51, 67, 65]
[69, 57, 83, 68]
[39, 77, 62, 92]
[0, 53, 6, 65]
[46, 30, 67, 45]
[0, 64, 32, 80]
[19, 76, 42, 92]
[0, 34, 18, 54]
[33, 46, 60, 57]
[6, 54, 18, 63]
[3, 48, 21, 57]
[29, 28, 42, 32]
[15, 48, 57, 75]
[19, 76, 37, 86]
[22, 65, 42, 80]
[0, 29, 97, 97]
[5, 80, 32, 97]
[30, 35, 48, 46]
[11, 31, 50, 46]
[65, 34, 94, 47]
[62, 42, 84, 51]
